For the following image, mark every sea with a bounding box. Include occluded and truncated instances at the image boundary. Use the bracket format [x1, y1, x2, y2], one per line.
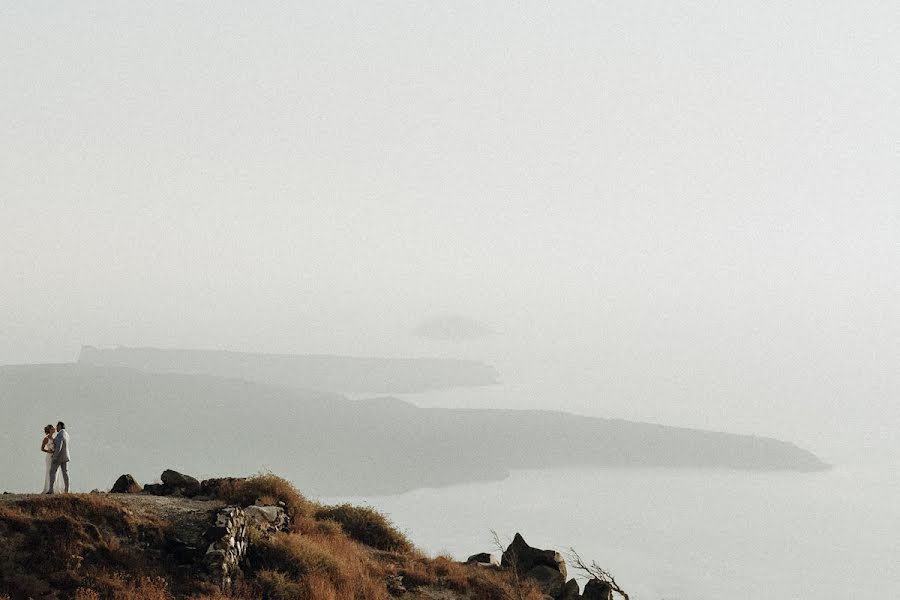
[321, 450, 900, 600]
[327, 341, 899, 599]
[322, 460, 899, 599]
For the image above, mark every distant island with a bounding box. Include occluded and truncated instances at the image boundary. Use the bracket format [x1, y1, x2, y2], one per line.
[0, 363, 829, 497]
[78, 345, 500, 393]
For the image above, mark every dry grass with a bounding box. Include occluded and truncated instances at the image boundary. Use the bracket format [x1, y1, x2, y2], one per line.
[0, 495, 171, 599]
[213, 474, 312, 519]
[0, 477, 547, 600]
[290, 514, 344, 537]
[246, 531, 390, 600]
[388, 553, 545, 600]
[314, 503, 413, 553]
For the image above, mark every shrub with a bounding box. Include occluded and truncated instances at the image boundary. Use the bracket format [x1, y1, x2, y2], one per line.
[314, 503, 412, 552]
[216, 474, 311, 518]
[254, 570, 306, 600]
[251, 533, 343, 581]
[392, 553, 545, 600]
[290, 515, 343, 537]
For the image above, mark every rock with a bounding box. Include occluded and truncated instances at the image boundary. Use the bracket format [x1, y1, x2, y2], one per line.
[583, 579, 613, 600]
[244, 505, 281, 523]
[111, 474, 142, 494]
[165, 537, 200, 564]
[526, 565, 566, 598]
[161, 469, 201, 496]
[142, 483, 165, 495]
[245, 505, 289, 534]
[502, 533, 567, 579]
[466, 552, 497, 565]
[559, 578, 581, 600]
[204, 526, 230, 542]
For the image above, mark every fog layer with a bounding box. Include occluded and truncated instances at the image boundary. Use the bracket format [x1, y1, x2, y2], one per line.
[1, 2, 897, 466]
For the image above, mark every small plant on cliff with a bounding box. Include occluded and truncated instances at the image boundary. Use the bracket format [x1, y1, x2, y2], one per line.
[314, 503, 413, 553]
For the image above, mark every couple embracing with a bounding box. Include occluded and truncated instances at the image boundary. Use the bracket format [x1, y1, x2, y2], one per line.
[40, 421, 71, 494]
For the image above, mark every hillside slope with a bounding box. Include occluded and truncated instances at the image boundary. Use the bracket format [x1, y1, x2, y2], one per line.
[0, 475, 549, 600]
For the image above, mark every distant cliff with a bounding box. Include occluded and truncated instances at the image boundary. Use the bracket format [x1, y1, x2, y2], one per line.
[78, 345, 500, 393]
[0, 364, 828, 497]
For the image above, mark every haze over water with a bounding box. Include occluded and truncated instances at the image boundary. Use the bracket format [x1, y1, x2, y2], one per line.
[325, 465, 900, 600]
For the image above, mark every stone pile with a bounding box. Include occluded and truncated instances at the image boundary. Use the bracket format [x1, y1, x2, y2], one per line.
[142, 469, 202, 497]
[113, 470, 237, 498]
[203, 504, 289, 588]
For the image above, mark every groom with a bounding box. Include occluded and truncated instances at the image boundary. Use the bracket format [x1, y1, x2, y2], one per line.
[47, 421, 70, 494]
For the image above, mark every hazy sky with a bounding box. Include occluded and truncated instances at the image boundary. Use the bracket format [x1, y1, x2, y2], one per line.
[1, 2, 897, 462]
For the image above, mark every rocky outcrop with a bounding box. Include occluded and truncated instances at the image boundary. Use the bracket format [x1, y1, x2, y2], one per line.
[501, 533, 571, 599]
[502, 533, 567, 578]
[582, 579, 613, 600]
[527, 564, 566, 597]
[110, 474, 142, 494]
[140, 469, 203, 497]
[559, 578, 581, 600]
[161, 469, 201, 496]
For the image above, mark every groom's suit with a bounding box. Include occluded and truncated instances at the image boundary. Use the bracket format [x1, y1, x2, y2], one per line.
[48, 429, 70, 493]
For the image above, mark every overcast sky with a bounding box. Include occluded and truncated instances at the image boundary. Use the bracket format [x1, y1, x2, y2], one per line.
[1, 2, 897, 463]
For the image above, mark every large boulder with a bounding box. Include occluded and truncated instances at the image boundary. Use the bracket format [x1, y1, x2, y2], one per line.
[160, 469, 201, 497]
[110, 474, 142, 494]
[142, 483, 165, 495]
[558, 579, 581, 600]
[502, 533, 567, 579]
[526, 564, 566, 597]
[583, 579, 613, 600]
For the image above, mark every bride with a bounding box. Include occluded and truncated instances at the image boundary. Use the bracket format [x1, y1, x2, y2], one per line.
[41, 424, 59, 493]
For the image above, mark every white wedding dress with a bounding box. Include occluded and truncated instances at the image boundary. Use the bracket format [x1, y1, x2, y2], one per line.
[42, 436, 58, 493]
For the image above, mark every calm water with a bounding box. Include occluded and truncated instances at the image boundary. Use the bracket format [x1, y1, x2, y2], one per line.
[322, 465, 900, 599]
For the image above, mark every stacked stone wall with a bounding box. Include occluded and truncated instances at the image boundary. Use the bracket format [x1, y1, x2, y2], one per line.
[204, 504, 288, 588]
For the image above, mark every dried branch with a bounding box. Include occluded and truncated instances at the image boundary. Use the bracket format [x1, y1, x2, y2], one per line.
[567, 548, 630, 600]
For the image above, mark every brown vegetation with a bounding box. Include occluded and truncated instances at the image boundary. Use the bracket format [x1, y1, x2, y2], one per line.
[0, 475, 548, 600]
[0, 495, 173, 599]
[314, 503, 413, 553]
[213, 474, 312, 519]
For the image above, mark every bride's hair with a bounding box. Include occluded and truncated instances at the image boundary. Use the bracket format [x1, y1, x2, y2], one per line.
[44, 424, 54, 434]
